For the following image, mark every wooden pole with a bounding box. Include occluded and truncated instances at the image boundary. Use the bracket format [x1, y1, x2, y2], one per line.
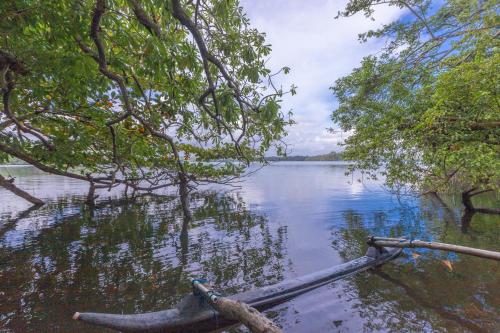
[368, 237, 500, 261]
[192, 280, 282, 333]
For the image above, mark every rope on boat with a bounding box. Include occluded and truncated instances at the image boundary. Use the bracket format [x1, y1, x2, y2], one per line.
[368, 236, 500, 261]
[192, 279, 220, 303]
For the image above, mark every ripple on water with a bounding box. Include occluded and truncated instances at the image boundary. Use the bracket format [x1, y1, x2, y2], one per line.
[0, 164, 499, 333]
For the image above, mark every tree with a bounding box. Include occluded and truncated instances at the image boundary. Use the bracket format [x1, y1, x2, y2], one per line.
[332, 0, 499, 212]
[0, 0, 294, 214]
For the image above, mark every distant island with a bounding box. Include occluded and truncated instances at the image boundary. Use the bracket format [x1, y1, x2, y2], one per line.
[265, 151, 343, 162]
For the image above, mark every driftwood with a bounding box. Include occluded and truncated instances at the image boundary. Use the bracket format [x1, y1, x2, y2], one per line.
[192, 280, 282, 333]
[368, 236, 500, 261]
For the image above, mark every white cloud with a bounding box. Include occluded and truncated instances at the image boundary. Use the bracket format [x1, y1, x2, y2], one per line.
[240, 0, 404, 155]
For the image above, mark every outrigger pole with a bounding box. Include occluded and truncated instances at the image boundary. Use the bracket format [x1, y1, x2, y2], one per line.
[192, 279, 283, 333]
[368, 236, 500, 261]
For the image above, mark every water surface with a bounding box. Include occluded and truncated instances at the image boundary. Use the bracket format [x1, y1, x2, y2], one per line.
[0, 163, 499, 332]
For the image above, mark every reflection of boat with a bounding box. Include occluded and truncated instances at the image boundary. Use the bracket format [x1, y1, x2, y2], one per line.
[74, 246, 401, 333]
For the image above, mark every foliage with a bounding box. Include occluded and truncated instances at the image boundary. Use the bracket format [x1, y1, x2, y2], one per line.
[0, 0, 294, 201]
[332, 0, 499, 195]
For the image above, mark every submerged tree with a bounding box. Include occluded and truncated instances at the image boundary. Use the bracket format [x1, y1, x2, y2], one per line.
[332, 0, 499, 212]
[0, 0, 294, 213]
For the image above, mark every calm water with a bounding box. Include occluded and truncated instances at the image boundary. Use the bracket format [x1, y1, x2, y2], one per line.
[0, 163, 499, 332]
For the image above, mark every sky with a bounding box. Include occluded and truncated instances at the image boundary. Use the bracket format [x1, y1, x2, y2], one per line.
[240, 0, 405, 155]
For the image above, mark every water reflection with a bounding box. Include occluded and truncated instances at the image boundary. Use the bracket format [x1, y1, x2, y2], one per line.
[0, 192, 287, 333]
[373, 270, 488, 333]
[1, 163, 499, 333]
[343, 253, 499, 333]
[327, 195, 499, 333]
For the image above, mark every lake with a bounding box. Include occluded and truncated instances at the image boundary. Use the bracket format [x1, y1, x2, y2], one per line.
[0, 162, 499, 332]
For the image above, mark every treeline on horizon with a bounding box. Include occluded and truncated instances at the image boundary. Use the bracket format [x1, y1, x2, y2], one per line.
[1, 152, 344, 165]
[0, 154, 345, 164]
[266, 151, 343, 162]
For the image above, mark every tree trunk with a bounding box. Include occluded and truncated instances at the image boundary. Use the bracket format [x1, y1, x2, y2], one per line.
[180, 217, 189, 265]
[460, 209, 474, 233]
[461, 190, 475, 211]
[368, 237, 500, 261]
[179, 172, 192, 220]
[461, 189, 500, 214]
[0, 174, 44, 205]
[192, 280, 282, 333]
[86, 182, 96, 206]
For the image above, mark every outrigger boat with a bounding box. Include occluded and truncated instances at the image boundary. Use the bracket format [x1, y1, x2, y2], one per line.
[74, 245, 401, 332]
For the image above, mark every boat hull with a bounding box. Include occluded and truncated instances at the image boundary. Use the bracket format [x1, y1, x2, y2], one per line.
[75, 246, 402, 332]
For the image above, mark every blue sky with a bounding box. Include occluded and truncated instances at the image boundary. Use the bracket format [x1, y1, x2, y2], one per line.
[240, 1, 405, 155]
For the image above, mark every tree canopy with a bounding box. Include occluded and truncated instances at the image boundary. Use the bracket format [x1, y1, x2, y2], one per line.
[0, 0, 294, 210]
[332, 0, 499, 209]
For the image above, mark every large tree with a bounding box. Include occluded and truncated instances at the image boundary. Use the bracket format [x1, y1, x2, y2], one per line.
[0, 0, 294, 214]
[332, 0, 499, 212]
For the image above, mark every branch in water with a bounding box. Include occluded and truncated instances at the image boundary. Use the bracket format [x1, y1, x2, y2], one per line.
[0, 174, 44, 205]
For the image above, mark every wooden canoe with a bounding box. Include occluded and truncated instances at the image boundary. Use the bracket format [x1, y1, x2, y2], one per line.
[74, 246, 401, 332]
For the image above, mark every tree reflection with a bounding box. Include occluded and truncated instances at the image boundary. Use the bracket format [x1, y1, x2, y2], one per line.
[0, 203, 43, 237]
[461, 210, 474, 233]
[0, 192, 287, 333]
[372, 269, 487, 333]
[330, 207, 500, 333]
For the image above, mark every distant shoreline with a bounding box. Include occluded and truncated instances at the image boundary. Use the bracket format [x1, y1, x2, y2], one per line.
[1, 161, 350, 166]
[0, 164, 32, 167]
[265, 151, 343, 162]
[1, 152, 345, 166]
